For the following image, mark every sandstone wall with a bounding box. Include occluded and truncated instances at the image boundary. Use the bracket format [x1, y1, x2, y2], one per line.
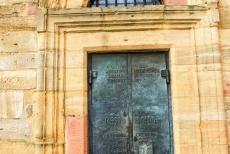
[219, 0, 230, 152]
[0, 1, 38, 153]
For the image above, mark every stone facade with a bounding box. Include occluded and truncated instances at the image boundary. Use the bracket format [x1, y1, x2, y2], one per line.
[220, 0, 230, 153]
[0, 0, 229, 154]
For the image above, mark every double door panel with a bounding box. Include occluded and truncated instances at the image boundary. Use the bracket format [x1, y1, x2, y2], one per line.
[89, 53, 172, 154]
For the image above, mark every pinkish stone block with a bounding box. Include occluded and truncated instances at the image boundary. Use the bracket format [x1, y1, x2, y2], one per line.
[27, 2, 38, 15]
[224, 80, 230, 97]
[66, 116, 86, 154]
[164, 0, 187, 5]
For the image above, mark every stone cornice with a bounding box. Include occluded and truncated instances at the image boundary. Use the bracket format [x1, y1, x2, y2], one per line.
[42, 5, 209, 32]
[48, 5, 208, 15]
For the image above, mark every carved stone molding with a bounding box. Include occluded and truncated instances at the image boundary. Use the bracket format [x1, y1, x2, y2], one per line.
[46, 5, 209, 31]
[36, 5, 211, 154]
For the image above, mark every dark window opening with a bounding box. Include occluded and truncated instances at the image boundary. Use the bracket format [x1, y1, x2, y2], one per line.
[90, 0, 163, 7]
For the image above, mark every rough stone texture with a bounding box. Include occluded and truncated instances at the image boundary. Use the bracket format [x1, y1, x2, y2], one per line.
[0, 0, 32, 5]
[0, 53, 38, 70]
[0, 70, 36, 90]
[0, 0, 229, 154]
[219, 0, 230, 151]
[0, 91, 24, 118]
[0, 140, 34, 154]
[0, 119, 31, 140]
[0, 1, 37, 153]
[0, 31, 37, 52]
[66, 117, 87, 154]
[165, 0, 187, 5]
[38, 0, 89, 8]
[219, 8, 230, 28]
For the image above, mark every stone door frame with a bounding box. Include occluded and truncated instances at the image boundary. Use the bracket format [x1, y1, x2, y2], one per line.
[34, 5, 227, 154]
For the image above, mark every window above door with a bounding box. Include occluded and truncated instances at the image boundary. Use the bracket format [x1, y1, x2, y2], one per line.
[90, 0, 163, 7]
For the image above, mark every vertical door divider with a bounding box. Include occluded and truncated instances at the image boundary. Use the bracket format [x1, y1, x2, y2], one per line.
[127, 54, 133, 154]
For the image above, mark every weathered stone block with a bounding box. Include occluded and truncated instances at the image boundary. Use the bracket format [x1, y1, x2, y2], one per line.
[164, 0, 187, 5]
[0, 53, 37, 70]
[37, 32, 45, 51]
[224, 73, 230, 97]
[200, 96, 225, 120]
[201, 121, 227, 144]
[223, 64, 230, 72]
[65, 68, 86, 91]
[45, 67, 66, 91]
[197, 53, 221, 65]
[0, 141, 34, 154]
[45, 51, 65, 68]
[220, 7, 230, 28]
[170, 46, 196, 65]
[66, 116, 88, 154]
[219, 0, 230, 6]
[198, 71, 223, 97]
[220, 29, 230, 46]
[0, 119, 31, 140]
[32, 92, 45, 140]
[23, 90, 34, 118]
[179, 128, 198, 144]
[66, 51, 85, 68]
[222, 48, 230, 64]
[224, 85, 230, 98]
[26, 2, 38, 15]
[198, 64, 221, 72]
[224, 97, 230, 109]
[195, 27, 219, 45]
[173, 97, 200, 120]
[66, 31, 165, 51]
[0, 31, 37, 52]
[171, 65, 198, 97]
[0, 91, 24, 118]
[0, 16, 36, 31]
[66, 0, 84, 8]
[65, 91, 87, 116]
[0, 0, 31, 6]
[45, 67, 55, 91]
[0, 3, 27, 17]
[179, 144, 201, 154]
[0, 70, 36, 90]
[195, 46, 220, 60]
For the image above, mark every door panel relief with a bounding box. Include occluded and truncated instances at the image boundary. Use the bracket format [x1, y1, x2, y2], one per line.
[89, 53, 172, 154]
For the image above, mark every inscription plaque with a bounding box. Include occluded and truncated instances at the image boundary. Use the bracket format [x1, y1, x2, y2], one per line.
[90, 53, 172, 154]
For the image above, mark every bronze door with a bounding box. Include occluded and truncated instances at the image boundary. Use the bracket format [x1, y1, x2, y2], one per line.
[89, 53, 173, 154]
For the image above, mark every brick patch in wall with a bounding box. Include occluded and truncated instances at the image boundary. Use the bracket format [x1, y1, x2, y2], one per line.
[66, 116, 87, 154]
[224, 80, 230, 97]
[27, 2, 38, 15]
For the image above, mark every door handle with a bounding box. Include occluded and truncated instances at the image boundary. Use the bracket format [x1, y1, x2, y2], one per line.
[161, 69, 170, 84]
[89, 70, 98, 84]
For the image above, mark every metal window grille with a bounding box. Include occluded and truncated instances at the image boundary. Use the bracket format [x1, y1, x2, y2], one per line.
[90, 0, 163, 7]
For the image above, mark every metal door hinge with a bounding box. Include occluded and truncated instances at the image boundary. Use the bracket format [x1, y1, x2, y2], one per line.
[89, 70, 97, 84]
[161, 69, 170, 84]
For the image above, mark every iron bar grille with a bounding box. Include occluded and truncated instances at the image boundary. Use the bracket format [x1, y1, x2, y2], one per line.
[90, 0, 163, 7]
